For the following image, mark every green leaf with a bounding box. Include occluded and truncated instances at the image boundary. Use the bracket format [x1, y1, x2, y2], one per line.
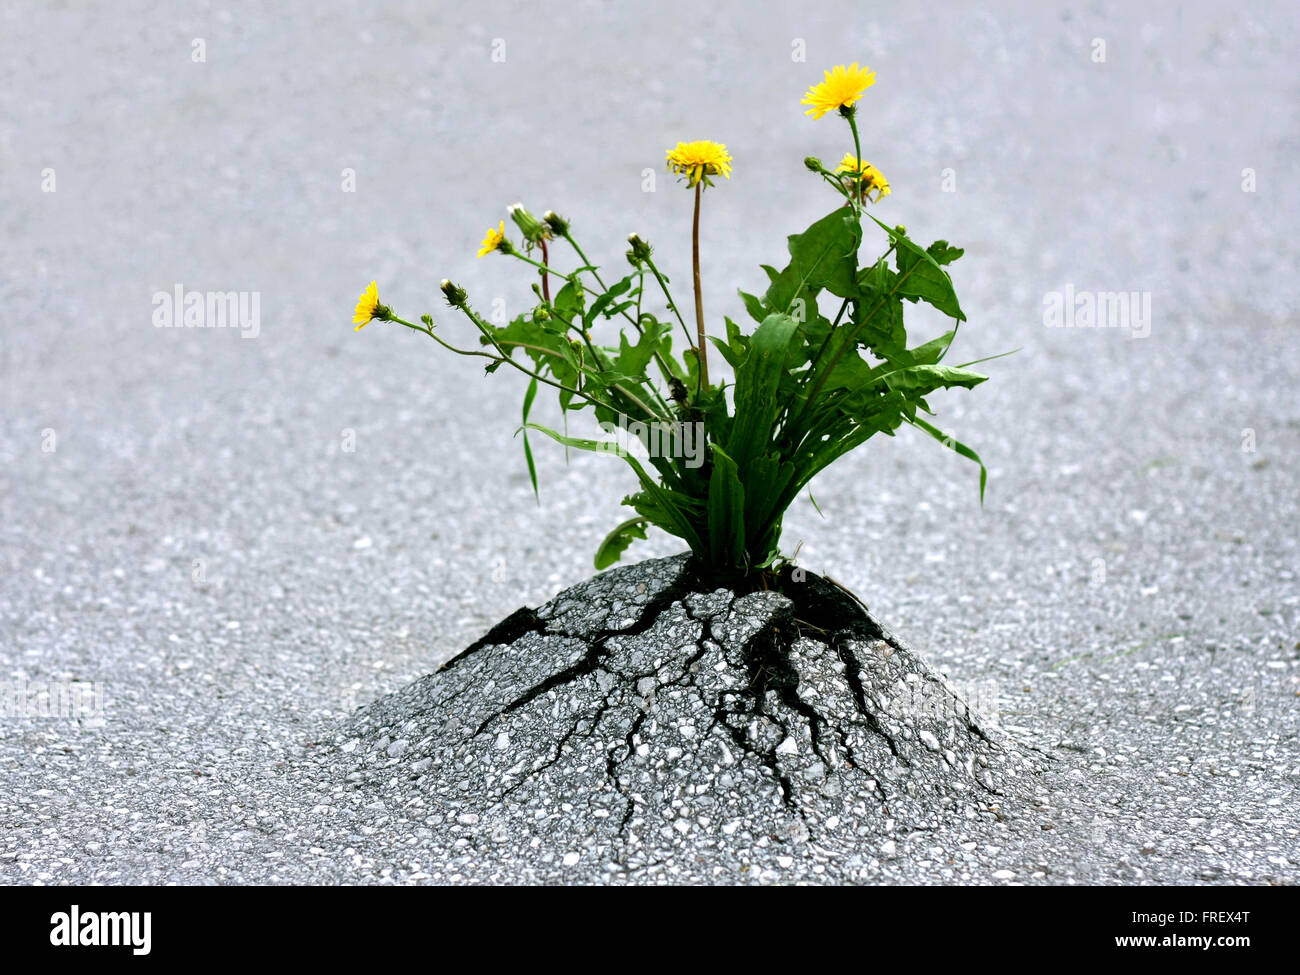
[604, 299, 637, 320]
[725, 316, 751, 358]
[726, 313, 799, 470]
[817, 349, 878, 393]
[488, 315, 563, 364]
[707, 444, 746, 572]
[926, 240, 964, 266]
[764, 208, 862, 313]
[522, 422, 704, 552]
[740, 448, 792, 548]
[612, 319, 666, 381]
[553, 279, 585, 319]
[708, 317, 750, 369]
[908, 415, 988, 502]
[520, 377, 539, 501]
[858, 297, 907, 356]
[708, 334, 742, 369]
[738, 289, 767, 324]
[887, 363, 988, 393]
[584, 276, 633, 329]
[721, 312, 803, 560]
[866, 214, 965, 321]
[594, 517, 649, 570]
[558, 339, 583, 374]
[903, 328, 957, 365]
[623, 487, 704, 543]
[808, 489, 824, 518]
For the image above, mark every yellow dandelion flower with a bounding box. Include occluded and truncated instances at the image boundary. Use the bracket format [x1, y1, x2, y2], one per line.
[477, 221, 506, 258]
[353, 280, 382, 330]
[835, 154, 891, 202]
[802, 62, 876, 119]
[665, 140, 733, 188]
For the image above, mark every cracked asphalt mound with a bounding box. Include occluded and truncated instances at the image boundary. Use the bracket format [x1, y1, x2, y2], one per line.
[336, 555, 1040, 881]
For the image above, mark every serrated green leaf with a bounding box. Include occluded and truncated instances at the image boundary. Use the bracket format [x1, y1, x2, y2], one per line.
[594, 517, 648, 569]
[866, 214, 965, 321]
[612, 317, 669, 381]
[763, 208, 862, 313]
[926, 240, 964, 266]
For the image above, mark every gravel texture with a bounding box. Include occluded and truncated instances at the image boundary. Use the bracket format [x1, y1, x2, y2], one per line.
[1, 0, 1297, 885]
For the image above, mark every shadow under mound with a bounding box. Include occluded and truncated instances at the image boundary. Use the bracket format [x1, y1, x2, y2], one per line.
[336, 555, 1040, 882]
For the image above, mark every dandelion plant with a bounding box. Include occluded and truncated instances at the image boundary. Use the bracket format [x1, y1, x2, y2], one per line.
[354, 63, 997, 583]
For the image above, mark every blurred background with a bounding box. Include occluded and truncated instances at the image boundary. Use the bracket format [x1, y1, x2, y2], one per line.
[2, 0, 1296, 730]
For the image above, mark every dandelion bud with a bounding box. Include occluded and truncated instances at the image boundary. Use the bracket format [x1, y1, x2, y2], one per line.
[440, 279, 467, 307]
[508, 202, 549, 243]
[803, 156, 824, 173]
[626, 233, 653, 263]
[543, 210, 570, 236]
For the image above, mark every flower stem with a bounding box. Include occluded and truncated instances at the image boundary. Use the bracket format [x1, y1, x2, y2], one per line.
[691, 181, 709, 391]
[559, 229, 677, 407]
[538, 304, 671, 418]
[389, 314, 585, 400]
[508, 249, 575, 287]
[539, 238, 551, 303]
[641, 253, 695, 353]
[560, 232, 599, 284]
[846, 110, 865, 213]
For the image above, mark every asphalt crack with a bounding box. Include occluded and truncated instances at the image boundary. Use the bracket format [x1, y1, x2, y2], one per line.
[430, 567, 1000, 836]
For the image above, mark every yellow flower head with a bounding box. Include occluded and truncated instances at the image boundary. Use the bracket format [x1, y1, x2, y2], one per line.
[477, 220, 506, 258]
[835, 154, 891, 202]
[802, 62, 876, 119]
[665, 140, 733, 188]
[353, 280, 382, 330]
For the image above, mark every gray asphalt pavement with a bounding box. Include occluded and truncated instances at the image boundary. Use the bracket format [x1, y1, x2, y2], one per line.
[1, 0, 1296, 884]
